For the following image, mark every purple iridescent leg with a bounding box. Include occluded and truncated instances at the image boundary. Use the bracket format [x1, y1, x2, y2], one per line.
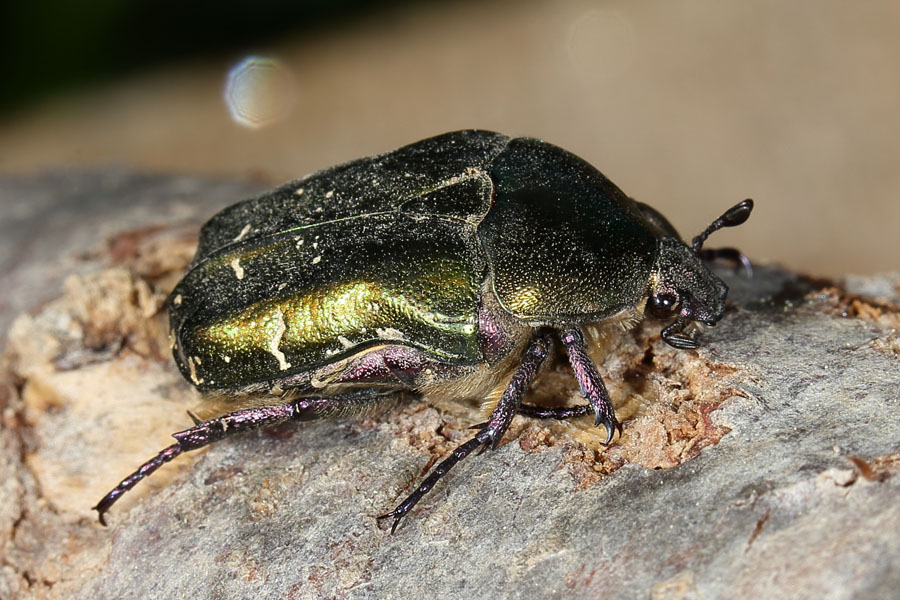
[559, 327, 622, 444]
[377, 332, 553, 533]
[93, 394, 386, 525]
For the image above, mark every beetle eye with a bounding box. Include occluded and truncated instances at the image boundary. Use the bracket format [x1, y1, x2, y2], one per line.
[647, 293, 680, 319]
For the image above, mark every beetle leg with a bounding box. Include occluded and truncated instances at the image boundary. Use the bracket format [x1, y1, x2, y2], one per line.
[559, 327, 622, 444]
[517, 403, 592, 420]
[698, 246, 753, 277]
[93, 393, 391, 525]
[378, 331, 552, 533]
[474, 403, 593, 421]
[661, 318, 699, 350]
[93, 443, 182, 526]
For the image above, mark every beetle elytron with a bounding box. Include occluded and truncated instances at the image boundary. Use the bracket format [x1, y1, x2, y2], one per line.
[94, 130, 753, 531]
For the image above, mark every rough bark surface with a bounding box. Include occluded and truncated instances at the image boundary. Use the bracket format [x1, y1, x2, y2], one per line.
[1, 173, 898, 600]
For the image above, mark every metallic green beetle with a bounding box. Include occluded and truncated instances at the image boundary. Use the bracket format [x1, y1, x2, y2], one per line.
[95, 130, 753, 531]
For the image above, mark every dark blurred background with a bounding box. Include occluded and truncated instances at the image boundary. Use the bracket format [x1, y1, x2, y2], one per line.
[1, 0, 898, 278]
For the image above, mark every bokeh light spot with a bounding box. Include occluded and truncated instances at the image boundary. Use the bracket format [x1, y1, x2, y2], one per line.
[224, 56, 297, 129]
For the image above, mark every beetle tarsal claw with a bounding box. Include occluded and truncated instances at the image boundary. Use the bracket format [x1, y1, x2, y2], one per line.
[479, 428, 503, 453]
[92, 504, 108, 527]
[605, 424, 616, 445]
[596, 416, 622, 445]
[375, 510, 404, 535]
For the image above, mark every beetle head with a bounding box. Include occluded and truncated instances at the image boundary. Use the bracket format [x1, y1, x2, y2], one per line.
[647, 200, 753, 349]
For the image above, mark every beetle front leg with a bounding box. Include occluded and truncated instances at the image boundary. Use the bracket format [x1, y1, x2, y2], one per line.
[378, 332, 553, 533]
[93, 394, 389, 525]
[559, 327, 622, 444]
[698, 246, 753, 277]
[517, 403, 592, 420]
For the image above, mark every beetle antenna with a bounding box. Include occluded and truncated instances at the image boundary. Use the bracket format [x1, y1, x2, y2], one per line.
[691, 199, 753, 252]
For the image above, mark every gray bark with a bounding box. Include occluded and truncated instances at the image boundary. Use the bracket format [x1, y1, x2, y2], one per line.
[1, 172, 898, 600]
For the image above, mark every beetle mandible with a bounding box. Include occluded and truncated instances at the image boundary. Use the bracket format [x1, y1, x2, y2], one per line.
[94, 130, 753, 532]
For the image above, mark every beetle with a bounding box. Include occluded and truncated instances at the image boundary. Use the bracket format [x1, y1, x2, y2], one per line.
[94, 130, 753, 532]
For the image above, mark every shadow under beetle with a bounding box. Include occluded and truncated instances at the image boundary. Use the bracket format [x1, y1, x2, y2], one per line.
[94, 130, 753, 532]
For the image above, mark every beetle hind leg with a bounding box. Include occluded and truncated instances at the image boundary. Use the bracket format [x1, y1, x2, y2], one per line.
[93, 392, 394, 525]
[93, 443, 183, 525]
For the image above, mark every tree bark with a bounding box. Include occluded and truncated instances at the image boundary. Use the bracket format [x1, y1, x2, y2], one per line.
[1, 172, 898, 600]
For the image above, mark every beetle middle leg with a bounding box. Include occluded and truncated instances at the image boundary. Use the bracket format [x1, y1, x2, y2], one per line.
[378, 331, 553, 533]
[93, 392, 393, 525]
[515, 328, 621, 433]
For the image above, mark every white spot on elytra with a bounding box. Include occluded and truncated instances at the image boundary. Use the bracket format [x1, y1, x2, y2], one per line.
[230, 257, 245, 280]
[187, 356, 204, 385]
[311, 255, 322, 265]
[312, 242, 318, 249]
[325, 190, 334, 199]
[268, 309, 291, 371]
[224, 356, 231, 363]
[173, 294, 182, 306]
[337, 335, 354, 348]
[295, 187, 304, 195]
[376, 327, 404, 340]
[234, 223, 252, 242]
[277, 282, 287, 291]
